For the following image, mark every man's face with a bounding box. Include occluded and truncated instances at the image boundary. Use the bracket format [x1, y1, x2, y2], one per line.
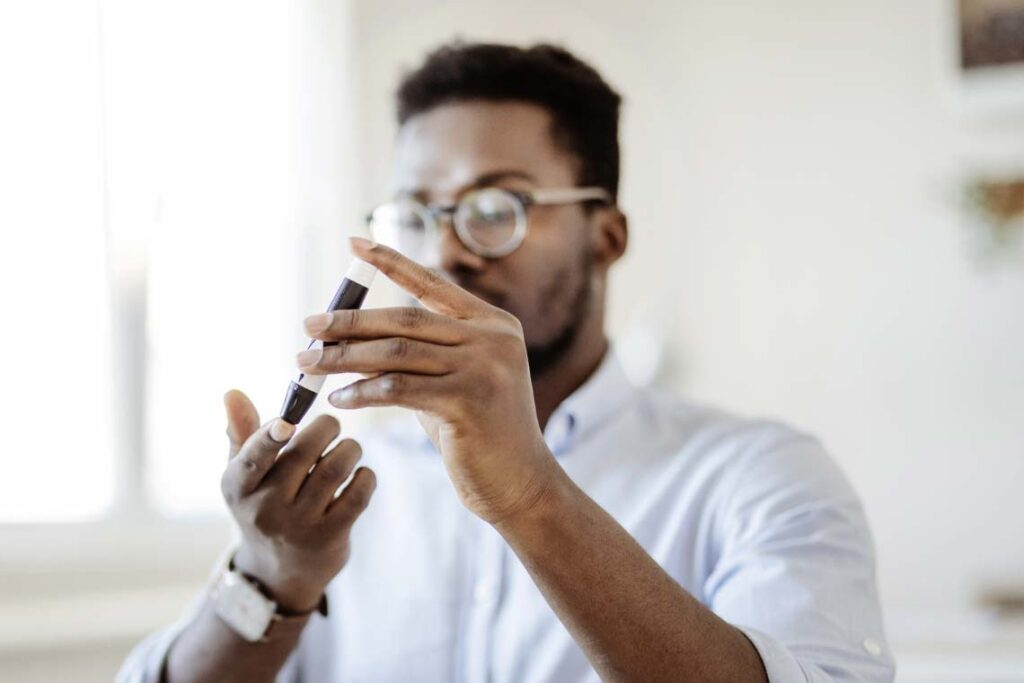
[392, 101, 598, 376]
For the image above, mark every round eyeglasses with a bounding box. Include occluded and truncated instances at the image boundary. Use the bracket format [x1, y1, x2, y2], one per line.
[366, 186, 613, 260]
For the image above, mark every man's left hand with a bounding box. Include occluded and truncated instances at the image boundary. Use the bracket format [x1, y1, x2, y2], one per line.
[297, 236, 559, 525]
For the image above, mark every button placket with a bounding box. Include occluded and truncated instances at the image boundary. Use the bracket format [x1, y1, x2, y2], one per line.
[460, 518, 506, 683]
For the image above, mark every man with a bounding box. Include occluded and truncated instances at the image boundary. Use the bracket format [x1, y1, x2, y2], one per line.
[119, 42, 894, 682]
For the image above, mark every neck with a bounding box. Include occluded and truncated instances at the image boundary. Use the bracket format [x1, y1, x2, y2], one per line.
[531, 314, 608, 431]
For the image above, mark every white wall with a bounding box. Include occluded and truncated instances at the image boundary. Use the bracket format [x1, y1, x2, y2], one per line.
[350, 0, 1024, 617]
[4, 3, 1019, 680]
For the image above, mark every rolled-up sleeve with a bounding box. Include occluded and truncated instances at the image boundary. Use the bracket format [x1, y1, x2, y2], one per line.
[704, 432, 895, 682]
[115, 597, 199, 683]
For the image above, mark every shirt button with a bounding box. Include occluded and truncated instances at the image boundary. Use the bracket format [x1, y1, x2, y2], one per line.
[862, 637, 882, 656]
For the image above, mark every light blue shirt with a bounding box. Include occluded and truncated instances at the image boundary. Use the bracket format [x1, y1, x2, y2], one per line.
[119, 349, 894, 682]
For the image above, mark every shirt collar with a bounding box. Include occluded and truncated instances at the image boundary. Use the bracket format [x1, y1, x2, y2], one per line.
[544, 346, 636, 457]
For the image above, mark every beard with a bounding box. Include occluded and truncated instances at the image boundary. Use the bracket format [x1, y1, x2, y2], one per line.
[524, 251, 593, 379]
[438, 247, 595, 380]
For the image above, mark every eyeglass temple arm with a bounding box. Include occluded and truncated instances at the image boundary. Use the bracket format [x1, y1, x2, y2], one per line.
[528, 187, 613, 206]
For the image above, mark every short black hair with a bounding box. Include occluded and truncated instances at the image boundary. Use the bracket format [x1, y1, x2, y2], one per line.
[396, 41, 622, 200]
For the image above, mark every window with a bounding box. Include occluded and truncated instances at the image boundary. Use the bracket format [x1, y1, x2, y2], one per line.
[0, 2, 115, 522]
[138, 1, 300, 516]
[0, 0, 313, 522]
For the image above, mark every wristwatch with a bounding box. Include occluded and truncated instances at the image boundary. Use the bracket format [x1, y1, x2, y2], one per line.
[211, 556, 329, 642]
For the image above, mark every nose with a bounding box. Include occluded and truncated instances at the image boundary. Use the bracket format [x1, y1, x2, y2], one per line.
[434, 214, 488, 274]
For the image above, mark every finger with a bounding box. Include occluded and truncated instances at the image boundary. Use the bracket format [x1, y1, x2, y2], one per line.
[294, 439, 362, 515]
[327, 372, 453, 412]
[262, 414, 341, 499]
[224, 389, 260, 460]
[221, 418, 295, 501]
[325, 466, 377, 528]
[297, 337, 455, 377]
[304, 306, 465, 345]
[349, 237, 485, 318]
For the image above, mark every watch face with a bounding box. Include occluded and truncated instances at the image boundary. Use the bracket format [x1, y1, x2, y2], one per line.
[213, 571, 277, 642]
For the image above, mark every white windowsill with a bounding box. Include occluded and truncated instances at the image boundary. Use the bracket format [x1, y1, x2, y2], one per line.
[0, 516, 233, 653]
[0, 515, 232, 574]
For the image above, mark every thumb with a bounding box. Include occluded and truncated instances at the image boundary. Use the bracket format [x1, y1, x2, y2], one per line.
[224, 389, 260, 459]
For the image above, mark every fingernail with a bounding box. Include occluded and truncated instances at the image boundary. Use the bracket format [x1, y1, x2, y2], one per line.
[304, 312, 333, 334]
[296, 348, 322, 367]
[329, 387, 353, 406]
[350, 236, 377, 250]
[269, 419, 295, 443]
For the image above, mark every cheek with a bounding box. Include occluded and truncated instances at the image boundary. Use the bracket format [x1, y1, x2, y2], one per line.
[511, 235, 589, 343]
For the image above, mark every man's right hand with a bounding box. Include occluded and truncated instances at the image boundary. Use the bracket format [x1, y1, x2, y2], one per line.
[220, 389, 377, 613]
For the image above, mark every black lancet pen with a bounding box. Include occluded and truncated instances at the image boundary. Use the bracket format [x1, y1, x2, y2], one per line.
[279, 258, 377, 425]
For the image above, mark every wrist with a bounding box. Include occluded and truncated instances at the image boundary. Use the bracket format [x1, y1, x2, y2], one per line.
[492, 456, 574, 535]
[210, 558, 325, 644]
[232, 543, 330, 614]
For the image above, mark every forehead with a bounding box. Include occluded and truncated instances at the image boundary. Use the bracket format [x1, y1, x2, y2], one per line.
[392, 100, 578, 197]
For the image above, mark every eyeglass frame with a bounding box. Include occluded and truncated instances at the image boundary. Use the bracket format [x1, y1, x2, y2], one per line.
[365, 186, 614, 259]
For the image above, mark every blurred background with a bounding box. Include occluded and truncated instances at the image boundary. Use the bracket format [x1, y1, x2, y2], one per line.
[1, 1, 1022, 681]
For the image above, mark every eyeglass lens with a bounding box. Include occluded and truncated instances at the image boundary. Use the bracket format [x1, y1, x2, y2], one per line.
[369, 189, 524, 260]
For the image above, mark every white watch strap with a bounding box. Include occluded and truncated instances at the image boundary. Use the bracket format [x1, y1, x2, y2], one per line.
[210, 553, 330, 642]
[212, 568, 278, 642]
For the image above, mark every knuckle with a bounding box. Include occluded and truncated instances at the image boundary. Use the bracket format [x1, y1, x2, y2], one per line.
[415, 271, 445, 300]
[220, 473, 240, 505]
[485, 305, 519, 328]
[378, 373, 404, 398]
[386, 337, 410, 360]
[316, 453, 345, 479]
[497, 328, 525, 356]
[331, 309, 349, 330]
[327, 340, 349, 363]
[380, 244, 399, 264]
[259, 431, 283, 452]
[340, 483, 371, 514]
[423, 269, 446, 290]
[336, 308, 358, 333]
[336, 438, 362, 459]
[397, 306, 424, 329]
[496, 307, 520, 326]
[496, 311, 524, 337]
[351, 471, 377, 506]
[470, 359, 513, 399]
[382, 245, 402, 264]
[347, 487, 371, 512]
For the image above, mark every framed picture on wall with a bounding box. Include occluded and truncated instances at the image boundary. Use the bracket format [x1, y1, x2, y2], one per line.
[956, 0, 1024, 117]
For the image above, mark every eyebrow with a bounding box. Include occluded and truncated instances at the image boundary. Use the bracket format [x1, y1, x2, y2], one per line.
[400, 169, 537, 202]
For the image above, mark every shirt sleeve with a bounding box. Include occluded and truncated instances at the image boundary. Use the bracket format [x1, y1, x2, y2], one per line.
[114, 594, 304, 683]
[114, 541, 303, 683]
[113, 595, 201, 683]
[703, 429, 896, 683]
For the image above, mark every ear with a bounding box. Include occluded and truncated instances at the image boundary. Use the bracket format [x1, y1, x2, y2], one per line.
[589, 205, 628, 272]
